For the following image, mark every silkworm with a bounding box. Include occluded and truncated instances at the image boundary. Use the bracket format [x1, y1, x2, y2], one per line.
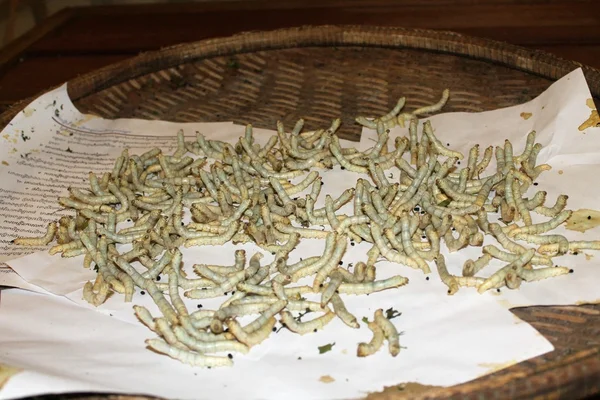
[436, 254, 459, 295]
[146, 338, 233, 367]
[423, 120, 463, 160]
[535, 195, 568, 217]
[313, 236, 348, 290]
[337, 275, 409, 295]
[330, 293, 359, 328]
[320, 273, 344, 306]
[489, 223, 528, 254]
[455, 276, 486, 288]
[518, 266, 572, 282]
[512, 179, 531, 225]
[226, 317, 276, 347]
[478, 249, 535, 293]
[280, 310, 335, 335]
[357, 320, 384, 357]
[184, 271, 246, 299]
[13, 222, 57, 246]
[374, 309, 401, 356]
[482, 245, 553, 266]
[513, 233, 569, 255]
[131, 306, 157, 332]
[509, 210, 572, 237]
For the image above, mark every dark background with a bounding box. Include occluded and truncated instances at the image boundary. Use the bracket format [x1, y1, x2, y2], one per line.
[0, 0, 599, 113]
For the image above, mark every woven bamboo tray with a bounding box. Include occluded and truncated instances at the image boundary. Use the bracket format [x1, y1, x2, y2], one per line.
[2, 26, 600, 400]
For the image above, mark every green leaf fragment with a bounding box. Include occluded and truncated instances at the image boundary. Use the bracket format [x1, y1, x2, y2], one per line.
[318, 342, 335, 354]
[437, 199, 451, 207]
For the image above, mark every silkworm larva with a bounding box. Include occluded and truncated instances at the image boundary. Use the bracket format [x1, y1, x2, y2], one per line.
[49, 240, 82, 256]
[168, 268, 188, 317]
[146, 338, 233, 367]
[184, 270, 246, 299]
[423, 120, 463, 160]
[97, 227, 146, 244]
[513, 233, 569, 255]
[226, 317, 276, 347]
[455, 276, 485, 288]
[313, 236, 348, 290]
[330, 293, 359, 329]
[320, 273, 344, 307]
[82, 275, 110, 307]
[337, 275, 409, 295]
[509, 210, 572, 238]
[374, 226, 420, 269]
[194, 264, 227, 284]
[436, 254, 459, 295]
[13, 222, 57, 246]
[523, 190, 547, 211]
[374, 308, 401, 356]
[489, 223, 528, 254]
[534, 195, 568, 217]
[357, 320, 384, 357]
[173, 326, 249, 355]
[286, 300, 330, 313]
[154, 317, 181, 346]
[514, 130, 536, 164]
[512, 179, 532, 225]
[400, 213, 430, 273]
[518, 266, 572, 282]
[495, 146, 505, 174]
[133, 305, 157, 332]
[335, 216, 371, 235]
[478, 248, 535, 293]
[184, 221, 240, 247]
[241, 300, 288, 334]
[482, 245, 553, 266]
[287, 235, 336, 280]
[275, 222, 330, 239]
[280, 310, 335, 335]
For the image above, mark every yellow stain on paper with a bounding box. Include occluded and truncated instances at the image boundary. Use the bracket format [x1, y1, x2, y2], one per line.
[575, 298, 600, 305]
[558, 170, 564, 175]
[0, 364, 22, 389]
[477, 360, 518, 376]
[566, 209, 600, 233]
[319, 375, 335, 383]
[22, 108, 34, 117]
[1, 161, 8, 166]
[3, 132, 17, 144]
[497, 298, 515, 309]
[9, 148, 17, 154]
[585, 253, 594, 261]
[520, 112, 533, 120]
[73, 114, 97, 127]
[587, 98, 597, 109]
[579, 110, 600, 132]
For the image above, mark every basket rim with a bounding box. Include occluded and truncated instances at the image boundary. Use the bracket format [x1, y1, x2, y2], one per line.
[1, 25, 600, 399]
[1, 25, 599, 128]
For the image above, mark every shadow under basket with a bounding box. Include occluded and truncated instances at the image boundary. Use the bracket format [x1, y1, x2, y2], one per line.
[2, 25, 600, 400]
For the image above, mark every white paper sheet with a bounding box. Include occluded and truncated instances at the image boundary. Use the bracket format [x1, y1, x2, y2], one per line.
[1, 68, 598, 399]
[0, 288, 549, 400]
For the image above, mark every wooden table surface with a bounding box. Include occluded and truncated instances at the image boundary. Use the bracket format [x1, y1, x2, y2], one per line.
[0, 0, 599, 113]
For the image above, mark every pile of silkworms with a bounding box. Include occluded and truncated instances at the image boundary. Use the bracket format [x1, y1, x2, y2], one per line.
[14, 90, 599, 367]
